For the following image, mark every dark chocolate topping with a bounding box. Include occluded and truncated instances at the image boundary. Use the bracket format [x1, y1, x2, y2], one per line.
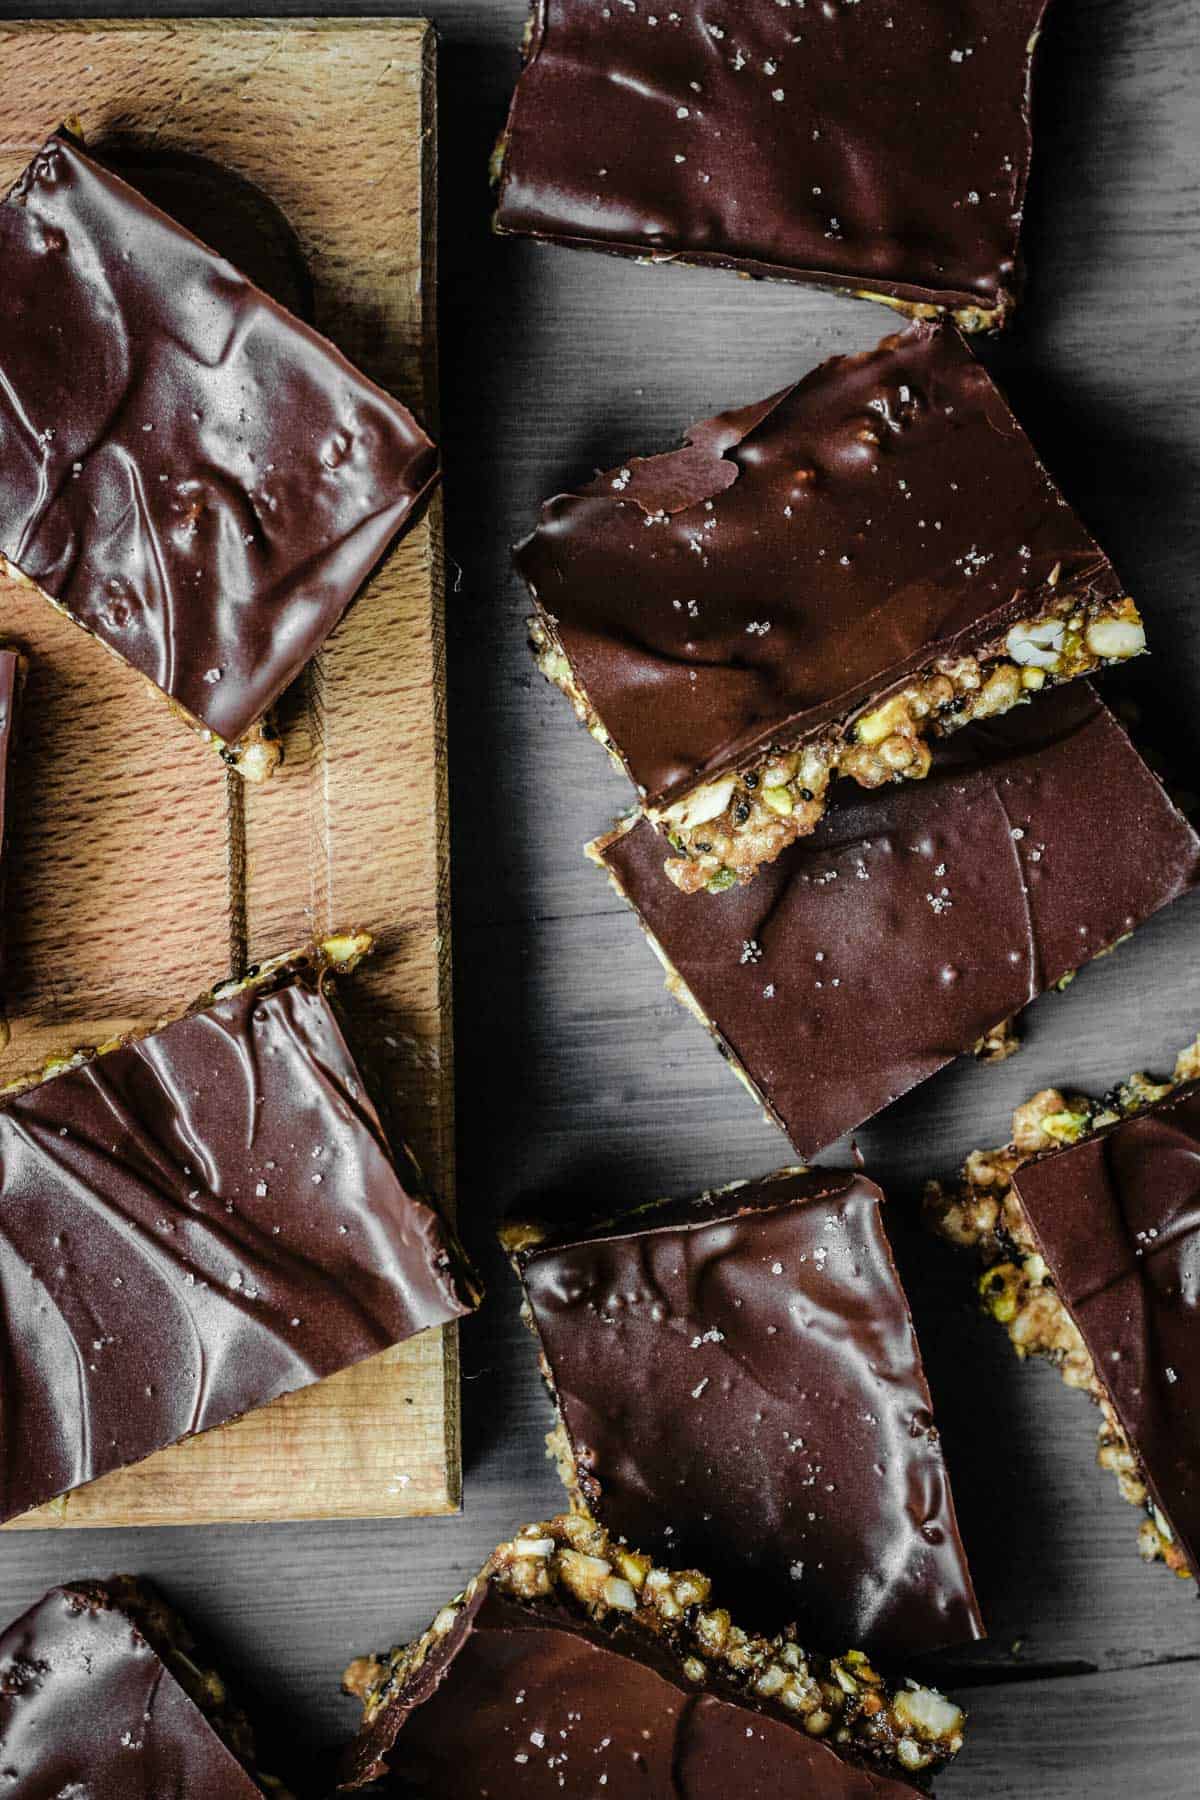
[0, 971, 475, 1524]
[0, 135, 439, 747]
[1012, 1082, 1200, 1577]
[497, 0, 1050, 317]
[517, 321, 1123, 810]
[0, 650, 16, 1006]
[515, 1167, 982, 1656]
[598, 686, 1200, 1157]
[0, 1582, 263, 1799]
[339, 1583, 920, 1797]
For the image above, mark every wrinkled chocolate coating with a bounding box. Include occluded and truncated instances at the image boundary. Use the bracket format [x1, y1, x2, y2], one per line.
[517, 320, 1122, 809]
[514, 1168, 981, 1655]
[599, 687, 1200, 1157]
[339, 1584, 920, 1797]
[0, 972, 475, 1524]
[497, 0, 1050, 317]
[1012, 1083, 1200, 1578]
[0, 1582, 264, 1798]
[0, 650, 16, 1008]
[0, 135, 438, 748]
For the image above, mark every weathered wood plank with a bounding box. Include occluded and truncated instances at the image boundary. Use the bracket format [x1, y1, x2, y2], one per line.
[0, 15, 460, 1529]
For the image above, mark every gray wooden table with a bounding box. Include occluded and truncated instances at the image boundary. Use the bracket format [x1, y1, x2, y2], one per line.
[1, 2, 1198, 1794]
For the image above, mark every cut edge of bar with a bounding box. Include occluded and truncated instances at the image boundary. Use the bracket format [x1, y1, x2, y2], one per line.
[924, 1038, 1200, 1580]
[341, 1512, 967, 1791]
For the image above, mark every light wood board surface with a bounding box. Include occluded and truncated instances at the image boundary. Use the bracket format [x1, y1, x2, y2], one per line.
[0, 2, 1198, 1796]
[0, 16, 462, 1528]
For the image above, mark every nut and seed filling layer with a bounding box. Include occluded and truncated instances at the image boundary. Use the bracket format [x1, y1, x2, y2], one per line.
[972, 1016, 1021, 1065]
[534, 592, 1145, 894]
[350, 1514, 966, 1784]
[852, 289, 1002, 336]
[925, 1038, 1200, 1580]
[655, 594, 1145, 894]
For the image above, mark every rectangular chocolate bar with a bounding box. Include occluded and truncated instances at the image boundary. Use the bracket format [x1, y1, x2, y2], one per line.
[926, 1032, 1200, 1582]
[0, 936, 479, 1525]
[0, 647, 18, 1047]
[0, 1577, 287, 1796]
[495, 0, 1050, 329]
[593, 686, 1200, 1159]
[339, 1514, 967, 1795]
[0, 133, 439, 779]
[504, 1167, 982, 1658]
[521, 321, 1144, 893]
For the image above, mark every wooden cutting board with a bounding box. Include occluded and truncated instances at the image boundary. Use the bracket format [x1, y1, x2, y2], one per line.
[0, 17, 463, 1527]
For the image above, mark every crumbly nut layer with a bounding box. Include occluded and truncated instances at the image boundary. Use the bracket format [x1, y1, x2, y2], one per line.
[973, 1016, 1021, 1065]
[348, 1514, 965, 1784]
[852, 288, 1001, 335]
[924, 1042, 1200, 1579]
[533, 592, 1145, 894]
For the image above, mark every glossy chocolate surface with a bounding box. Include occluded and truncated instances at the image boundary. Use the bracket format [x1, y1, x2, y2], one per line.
[0, 135, 438, 748]
[0, 971, 475, 1524]
[497, 0, 1051, 318]
[598, 687, 1200, 1157]
[517, 321, 1122, 811]
[0, 1582, 263, 1799]
[1012, 1082, 1200, 1577]
[0, 650, 16, 1006]
[339, 1584, 920, 1797]
[514, 1168, 982, 1655]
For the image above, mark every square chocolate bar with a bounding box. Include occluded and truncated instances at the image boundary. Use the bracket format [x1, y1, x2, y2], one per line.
[0, 937, 479, 1524]
[339, 1514, 966, 1795]
[505, 1166, 982, 1657]
[522, 322, 1142, 893]
[0, 134, 439, 778]
[496, 0, 1052, 328]
[0, 1578, 286, 1796]
[927, 1037, 1200, 1583]
[594, 687, 1200, 1158]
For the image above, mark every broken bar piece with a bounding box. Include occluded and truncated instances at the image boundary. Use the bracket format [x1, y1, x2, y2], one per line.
[339, 1513, 967, 1794]
[0, 133, 439, 779]
[503, 1166, 982, 1657]
[926, 1031, 1200, 1581]
[495, 0, 1051, 329]
[592, 686, 1200, 1159]
[520, 321, 1143, 893]
[0, 647, 19, 1047]
[0, 936, 479, 1526]
[0, 1577, 290, 1796]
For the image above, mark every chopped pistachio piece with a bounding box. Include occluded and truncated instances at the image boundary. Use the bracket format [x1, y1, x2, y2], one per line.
[760, 785, 795, 816]
[1039, 1109, 1092, 1145]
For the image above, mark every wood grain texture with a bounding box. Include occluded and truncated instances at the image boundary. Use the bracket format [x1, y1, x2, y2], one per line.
[0, 16, 462, 1527]
[0, 2, 1198, 1796]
